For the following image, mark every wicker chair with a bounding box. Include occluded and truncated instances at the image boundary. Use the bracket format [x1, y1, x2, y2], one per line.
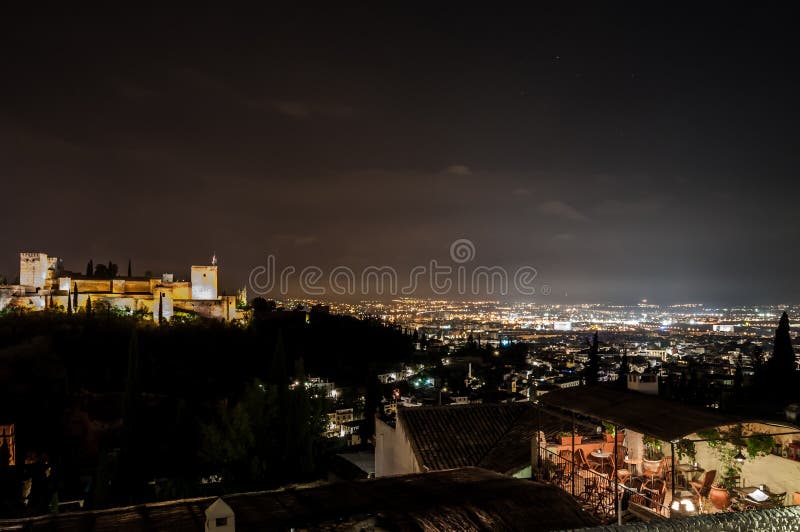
[769, 491, 787, 508]
[642, 478, 667, 510]
[628, 477, 648, 507]
[574, 448, 591, 470]
[615, 447, 630, 482]
[643, 457, 666, 481]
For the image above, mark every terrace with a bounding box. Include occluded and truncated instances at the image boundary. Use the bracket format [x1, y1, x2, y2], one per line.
[532, 385, 800, 525]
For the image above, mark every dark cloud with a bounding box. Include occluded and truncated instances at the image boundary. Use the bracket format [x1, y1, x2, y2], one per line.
[270, 101, 355, 120]
[445, 165, 472, 176]
[537, 200, 588, 222]
[0, 6, 798, 304]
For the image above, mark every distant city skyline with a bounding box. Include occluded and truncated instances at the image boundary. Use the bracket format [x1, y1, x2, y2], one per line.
[2, 6, 798, 304]
[4, 249, 800, 307]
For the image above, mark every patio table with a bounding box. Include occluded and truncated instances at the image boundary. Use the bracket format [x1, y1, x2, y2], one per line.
[733, 486, 782, 509]
[624, 457, 642, 477]
[591, 449, 612, 470]
[677, 464, 704, 485]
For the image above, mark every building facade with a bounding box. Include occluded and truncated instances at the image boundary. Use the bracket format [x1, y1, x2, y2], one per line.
[0, 252, 243, 322]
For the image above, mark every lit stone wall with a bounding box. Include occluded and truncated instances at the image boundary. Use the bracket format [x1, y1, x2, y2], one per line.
[111, 279, 127, 293]
[1, 293, 46, 311]
[123, 279, 153, 293]
[174, 295, 240, 321]
[74, 279, 116, 293]
[19, 252, 49, 288]
[51, 294, 154, 315]
[58, 277, 71, 292]
[2, 289, 232, 320]
[191, 265, 218, 300]
[168, 282, 192, 300]
[73, 278, 158, 295]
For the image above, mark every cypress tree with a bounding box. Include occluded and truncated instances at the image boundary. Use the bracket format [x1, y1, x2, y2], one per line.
[768, 311, 796, 400]
[127, 259, 132, 278]
[86, 260, 93, 277]
[158, 293, 164, 324]
[67, 289, 72, 315]
[770, 312, 795, 373]
[73, 282, 79, 309]
[86, 296, 93, 316]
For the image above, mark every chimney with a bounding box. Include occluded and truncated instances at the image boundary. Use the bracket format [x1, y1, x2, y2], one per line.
[205, 497, 235, 531]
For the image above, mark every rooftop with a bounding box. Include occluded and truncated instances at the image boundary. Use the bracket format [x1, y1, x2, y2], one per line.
[0, 467, 597, 531]
[539, 385, 750, 441]
[399, 402, 571, 474]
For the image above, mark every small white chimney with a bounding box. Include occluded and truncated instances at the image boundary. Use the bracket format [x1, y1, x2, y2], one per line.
[205, 497, 235, 531]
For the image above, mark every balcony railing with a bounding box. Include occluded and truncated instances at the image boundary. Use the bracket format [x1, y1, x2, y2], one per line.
[537, 447, 670, 523]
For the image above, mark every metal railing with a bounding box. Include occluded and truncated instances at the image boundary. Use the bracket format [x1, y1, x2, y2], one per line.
[537, 447, 670, 523]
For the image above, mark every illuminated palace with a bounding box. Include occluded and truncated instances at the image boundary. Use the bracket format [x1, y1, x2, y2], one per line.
[0, 252, 243, 322]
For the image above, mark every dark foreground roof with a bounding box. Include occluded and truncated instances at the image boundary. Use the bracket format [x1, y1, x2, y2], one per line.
[539, 385, 746, 441]
[582, 505, 800, 531]
[399, 402, 570, 474]
[0, 468, 596, 531]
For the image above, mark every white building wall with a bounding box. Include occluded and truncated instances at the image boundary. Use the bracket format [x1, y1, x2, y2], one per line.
[375, 414, 421, 477]
[191, 265, 218, 300]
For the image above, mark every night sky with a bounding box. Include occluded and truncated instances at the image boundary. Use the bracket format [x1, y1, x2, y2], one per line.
[2, 6, 798, 303]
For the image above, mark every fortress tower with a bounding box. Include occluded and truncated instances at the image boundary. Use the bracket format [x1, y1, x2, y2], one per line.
[19, 252, 50, 288]
[191, 263, 218, 300]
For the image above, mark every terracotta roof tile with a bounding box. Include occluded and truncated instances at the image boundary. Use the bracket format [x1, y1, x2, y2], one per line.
[399, 402, 570, 474]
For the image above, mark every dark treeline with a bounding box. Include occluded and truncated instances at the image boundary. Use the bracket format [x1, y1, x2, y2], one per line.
[0, 303, 413, 515]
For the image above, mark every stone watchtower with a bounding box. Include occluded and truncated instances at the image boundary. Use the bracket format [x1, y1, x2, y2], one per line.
[19, 252, 50, 289]
[191, 261, 218, 300]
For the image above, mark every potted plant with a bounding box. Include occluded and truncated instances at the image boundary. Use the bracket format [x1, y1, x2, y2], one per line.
[643, 435, 664, 460]
[603, 421, 622, 443]
[697, 425, 776, 510]
[560, 430, 583, 447]
[675, 438, 696, 464]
